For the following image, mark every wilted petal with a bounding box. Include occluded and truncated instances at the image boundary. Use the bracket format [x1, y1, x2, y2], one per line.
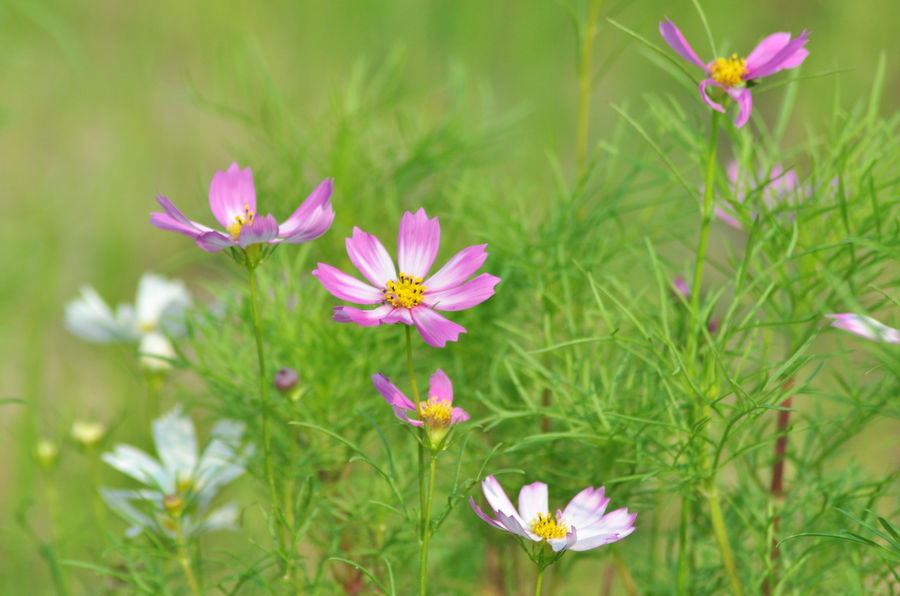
[659, 17, 706, 69]
[346, 227, 397, 288]
[209, 162, 257, 230]
[410, 307, 466, 347]
[826, 313, 900, 343]
[313, 263, 384, 304]
[426, 273, 500, 312]
[397, 208, 440, 279]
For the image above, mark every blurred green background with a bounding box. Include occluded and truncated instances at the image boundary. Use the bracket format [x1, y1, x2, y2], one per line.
[2, 0, 898, 590]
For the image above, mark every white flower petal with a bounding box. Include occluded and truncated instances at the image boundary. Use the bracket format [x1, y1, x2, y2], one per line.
[135, 273, 192, 335]
[102, 445, 173, 491]
[152, 405, 198, 482]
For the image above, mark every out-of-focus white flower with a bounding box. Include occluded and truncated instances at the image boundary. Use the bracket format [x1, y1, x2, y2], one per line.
[71, 420, 106, 447]
[138, 332, 177, 372]
[35, 439, 59, 470]
[101, 405, 253, 538]
[65, 273, 191, 343]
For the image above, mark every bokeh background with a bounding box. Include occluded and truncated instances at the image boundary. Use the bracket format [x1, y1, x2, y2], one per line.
[2, 0, 898, 591]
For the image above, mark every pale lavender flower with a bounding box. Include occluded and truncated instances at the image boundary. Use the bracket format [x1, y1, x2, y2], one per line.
[470, 475, 636, 552]
[826, 314, 900, 344]
[313, 208, 501, 347]
[672, 276, 691, 300]
[660, 18, 809, 127]
[101, 405, 254, 538]
[715, 161, 802, 229]
[372, 368, 468, 447]
[150, 162, 334, 253]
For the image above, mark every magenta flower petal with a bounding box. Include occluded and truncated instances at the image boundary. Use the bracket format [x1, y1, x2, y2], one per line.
[426, 273, 501, 312]
[450, 407, 469, 424]
[726, 86, 753, 128]
[371, 373, 423, 426]
[208, 163, 257, 230]
[659, 17, 706, 69]
[410, 307, 466, 347]
[346, 227, 397, 288]
[278, 178, 335, 243]
[334, 304, 396, 327]
[150, 196, 213, 238]
[397, 208, 440, 279]
[381, 307, 414, 325]
[745, 30, 809, 79]
[313, 264, 383, 304]
[518, 482, 549, 527]
[826, 314, 900, 343]
[714, 205, 743, 229]
[195, 231, 236, 253]
[424, 244, 489, 293]
[745, 32, 792, 69]
[698, 79, 727, 113]
[428, 368, 453, 402]
[237, 213, 279, 248]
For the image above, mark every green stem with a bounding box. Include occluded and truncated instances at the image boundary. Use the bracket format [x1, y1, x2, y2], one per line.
[174, 514, 201, 596]
[706, 482, 744, 596]
[687, 110, 721, 360]
[676, 494, 690, 595]
[576, 0, 603, 179]
[404, 326, 429, 595]
[42, 477, 70, 596]
[534, 567, 545, 596]
[611, 543, 637, 596]
[419, 454, 437, 596]
[247, 265, 290, 577]
[89, 451, 107, 536]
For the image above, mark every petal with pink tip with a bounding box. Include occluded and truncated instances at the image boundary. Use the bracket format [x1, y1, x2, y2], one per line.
[279, 178, 335, 243]
[659, 18, 706, 69]
[313, 263, 384, 304]
[426, 273, 500, 312]
[209, 163, 257, 230]
[481, 476, 525, 526]
[195, 231, 235, 252]
[562, 487, 609, 530]
[410, 307, 466, 347]
[346, 227, 397, 288]
[518, 482, 548, 526]
[397, 208, 440, 279]
[826, 314, 900, 343]
[237, 213, 279, 247]
[424, 244, 489, 293]
[469, 497, 507, 530]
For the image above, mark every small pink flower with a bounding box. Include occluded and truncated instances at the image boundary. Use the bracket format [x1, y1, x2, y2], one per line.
[372, 369, 469, 447]
[313, 208, 501, 347]
[659, 18, 809, 127]
[826, 314, 900, 344]
[470, 475, 636, 552]
[715, 161, 802, 229]
[151, 162, 334, 252]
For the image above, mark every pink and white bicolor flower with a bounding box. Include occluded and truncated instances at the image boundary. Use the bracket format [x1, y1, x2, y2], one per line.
[659, 17, 809, 127]
[470, 475, 636, 552]
[150, 162, 334, 253]
[826, 314, 900, 344]
[313, 208, 501, 348]
[372, 368, 469, 447]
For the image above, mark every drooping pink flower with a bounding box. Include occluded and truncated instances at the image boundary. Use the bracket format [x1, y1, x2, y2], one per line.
[470, 475, 636, 552]
[313, 208, 501, 347]
[715, 161, 802, 229]
[826, 314, 900, 344]
[150, 162, 334, 253]
[372, 368, 469, 447]
[659, 18, 809, 127]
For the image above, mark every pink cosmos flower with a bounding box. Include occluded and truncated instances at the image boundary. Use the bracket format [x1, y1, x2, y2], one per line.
[659, 18, 809, 127]
[372, 368, 469, 447]
[826, 314, 900, 344]
[150, 162, 334, 253]
[470, 475, 636, 552]
[313, 208, 501, 347]
[715, 161, 802, 229]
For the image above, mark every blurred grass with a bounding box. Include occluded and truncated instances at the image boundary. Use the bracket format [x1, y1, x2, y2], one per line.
[1, 0, 899, 592]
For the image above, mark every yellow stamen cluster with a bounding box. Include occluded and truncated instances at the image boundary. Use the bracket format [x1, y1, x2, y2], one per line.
[226, 204, 255, 240]
[384, 273, 426, 308]
[418, 396, 453, 428]
[530, 512, 569, 540]
[710, 53, 747, 87]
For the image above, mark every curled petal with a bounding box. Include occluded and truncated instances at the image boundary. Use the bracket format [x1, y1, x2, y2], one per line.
[194, 231, 235, 252]
[372, 373, 416, 412]
[659, 17, 706, 69]
[150, 196, 213, 238]
[424, 244, 489, 293]
[397, 208, 440, 279]
[313, 263, 384, 304]
[278, 178, 335, 243]
[745, 30, 809, 79]
[469, 496, 507, 530]
[209, 162, 257, 230]
[698, 79, 727, 113]
[237, 213, 280, 248]
[410, 307, 466, 347]
[346, 227, 397, 288]
[426, 273, 500, 312]
[726, 86, 753, 128]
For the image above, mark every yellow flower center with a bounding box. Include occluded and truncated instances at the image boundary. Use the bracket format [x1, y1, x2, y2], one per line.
[384, 273, 426, 308]
[226, 204, 255, 240]
[418, 396, 453, 428]
[710, 54, 747, 87]
[138, 321, 155, 333]
[176, 476, 194, 494]
[530, 512, 569, 540]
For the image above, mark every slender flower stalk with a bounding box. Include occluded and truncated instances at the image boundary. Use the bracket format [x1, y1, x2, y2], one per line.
[576, 0, 603, 179]
[765, 380, 794, 595]
[534, 567, 546, 596]
[171, 500, 202, 596]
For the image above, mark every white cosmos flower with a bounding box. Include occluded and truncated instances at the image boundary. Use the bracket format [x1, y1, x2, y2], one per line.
[101, 405, 254, 538]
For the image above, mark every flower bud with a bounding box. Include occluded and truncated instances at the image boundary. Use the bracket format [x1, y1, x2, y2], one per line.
[71, 420, 106, 448]
[274, 367, 300, 395]
[163, 493, 184, 515]
[35, 439, 59, 470]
